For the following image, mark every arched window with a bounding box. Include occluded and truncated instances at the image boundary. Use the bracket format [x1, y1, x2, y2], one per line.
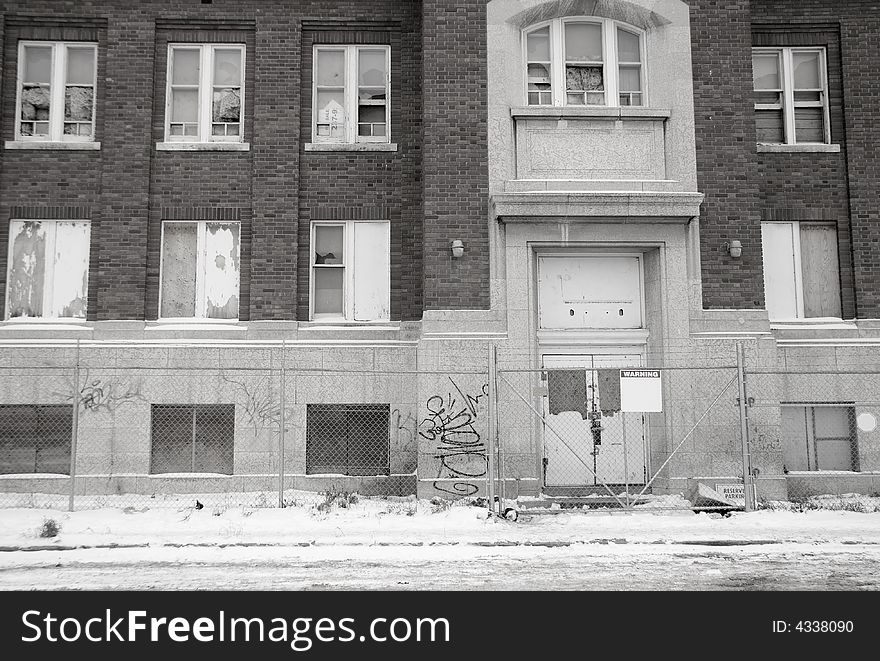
[524, 18, 645, 107]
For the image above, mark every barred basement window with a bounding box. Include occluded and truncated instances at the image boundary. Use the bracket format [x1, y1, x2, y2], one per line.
[781, 405, 858, 472]
[310, 221, 390, 321]
[5, 219, 90, 320]
[15, 41, 97, 141]
[0, 405, 72, 475]
[150, 404, 235, 474]
[159, 221, 241, 319]
[306, 404, 390, 476]
[165, 44, 245, 142]
[761, 222, 841, 320]
[312, 45, 391, 143]
[753, 47, 830, 144]
[524, 18, 644, 107]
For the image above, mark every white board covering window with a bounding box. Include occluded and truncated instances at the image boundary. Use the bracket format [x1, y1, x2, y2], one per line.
[16, 41, 97, 142]
[761, 222, 841, 320]
[160, 221, 241, 319]
[310, 221, 390, 321]
[5, 220, 90, 320]
[781, 405, 856, 472]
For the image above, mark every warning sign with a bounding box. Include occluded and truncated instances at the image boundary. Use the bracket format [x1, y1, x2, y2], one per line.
[620, 369, 662, 412]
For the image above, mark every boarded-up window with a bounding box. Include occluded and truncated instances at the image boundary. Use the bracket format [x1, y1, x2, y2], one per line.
[752, 47, 830, 145]
[310, 221, 390, 321]
[761, 222, 841, 320]
[150, 405, 234, 474]
[0, 405, 72, 474]
[781, 405, 857, 472]
[160, 221, 240, 319]
[5, 220, 90, 319]
[306, 404, 389, 476]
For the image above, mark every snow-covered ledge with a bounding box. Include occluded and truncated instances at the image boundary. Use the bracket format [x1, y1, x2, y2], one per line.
[155, 142, 250, 151]
[4, 141, 100, 150]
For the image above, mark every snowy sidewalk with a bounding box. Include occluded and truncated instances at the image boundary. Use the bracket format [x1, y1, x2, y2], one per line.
[2, 496, 880, 552]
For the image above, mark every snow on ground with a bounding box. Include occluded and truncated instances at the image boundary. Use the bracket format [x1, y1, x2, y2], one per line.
[1, 492, 880, 553]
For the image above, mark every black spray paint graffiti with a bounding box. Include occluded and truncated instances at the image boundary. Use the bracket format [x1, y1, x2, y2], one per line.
[220, 373, 282, 433]
[419, 378, 490, 497]
[53, 370, 146, 413]
[391, 408, 418, 472]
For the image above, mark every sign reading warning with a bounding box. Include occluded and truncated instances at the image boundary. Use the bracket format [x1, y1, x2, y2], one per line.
[620, 369, 662, 412]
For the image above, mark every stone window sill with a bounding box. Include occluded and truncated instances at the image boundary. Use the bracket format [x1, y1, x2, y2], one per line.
[510, 106, 670, 120]
[4, 141, 100, 150]
[155, 142, 250, 151]
[304, 142, 398, 152]
[757, 143, 841, 153]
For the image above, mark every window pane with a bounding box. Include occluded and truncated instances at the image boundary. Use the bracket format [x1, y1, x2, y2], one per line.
[316, 90, 345, 138]
[793, 51, 821, 89]
[65, 87, 93, 122]
[66, 47, 95, 85]
[50, 221, 89, 318]
[313, 268, 344, 315]
[566, 65, 603, 101]
[358, 49, 386, 86]
[171, 89, 199, 123]
[564, 22, 602, 62]
[23, 45, 52, 83]
[150, 406, 195, 473]
[315, 226, 343, 264]
[755, 91, 782, 105]
[755, 108, 785, 143]
[160, 223, 198, 317]
[193, 405, 234, 474]
[617, 28, 640, 62]
[527, 27, 550, 61]
[213, 48, 241, 86]
[204, 223, 240, 319]
[315, 49, 345, 86]
[6, 221, 46, 318]
[618, 65, 641, 92]
[794, 107, 824, 143]
[752, 53, 780, 89]
[171, 48, 200, 85]
[212, 88, 241, 122]
[358, 105, 385, 135]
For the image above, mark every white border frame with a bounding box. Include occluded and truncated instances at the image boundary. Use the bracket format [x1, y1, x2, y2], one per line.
[15, 41, 98, 143]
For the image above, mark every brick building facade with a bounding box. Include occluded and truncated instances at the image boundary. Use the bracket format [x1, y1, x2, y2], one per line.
[1, 0, 878, 506]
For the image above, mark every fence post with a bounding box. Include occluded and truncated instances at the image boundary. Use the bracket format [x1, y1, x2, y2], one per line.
[68, 340, 81, 512]
[486, 343, 497, 515]
[736, 342, 754, 512]
[278, 339, 287, 509]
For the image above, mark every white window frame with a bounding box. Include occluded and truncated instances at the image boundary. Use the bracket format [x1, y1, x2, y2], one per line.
[311, 45, 391, 144]
[158, 220, 241, 320]
[309, 220, 390, 322]
[15, 41, 98, 142]
[4, 219, 91, 321]
[164, 43, 246, 143]
[753, 46, 831, 145]
[522, 18, 646, 108]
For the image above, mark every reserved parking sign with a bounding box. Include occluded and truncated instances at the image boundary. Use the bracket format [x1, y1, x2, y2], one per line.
[619, 369, 663, 412]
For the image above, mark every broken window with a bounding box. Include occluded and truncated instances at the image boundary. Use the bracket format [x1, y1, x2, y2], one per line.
[313, 45, 390, 144]
[166, 44, 244, 142]
[0, 405, 72, 474]
[150, 404, 235, 474]
[306, 404, 390, 476]
[781, 405, 857, 472]
[16, 42, 97, 141]
[761, 222, 841, 320]
[310, 221, 390, 321]
[524, 19, 643, 107]
[160, 221, 240, 319]
[753, 47, 830, 144]
[5, 220, 90, 320]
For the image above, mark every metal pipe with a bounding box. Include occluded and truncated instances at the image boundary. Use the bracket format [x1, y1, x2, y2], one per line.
[486, 342, 497, 515]
[68, 340, 81, 512]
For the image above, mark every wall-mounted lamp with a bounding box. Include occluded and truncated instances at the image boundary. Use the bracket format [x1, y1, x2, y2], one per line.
[724, 240, 743, 258]
[450, 239, 465, 259]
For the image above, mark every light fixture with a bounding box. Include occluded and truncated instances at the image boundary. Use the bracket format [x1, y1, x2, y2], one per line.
[450, 239, 464, 259]
[724, 240, 743, 258]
